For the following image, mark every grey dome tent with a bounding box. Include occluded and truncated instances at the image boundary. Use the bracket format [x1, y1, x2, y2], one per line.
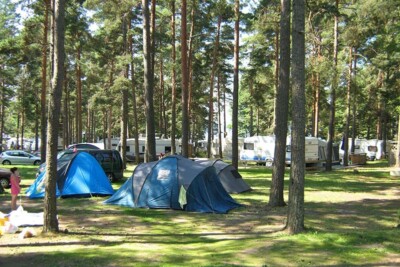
[104, 155, 240, 213]
[195, 159, 251, 193]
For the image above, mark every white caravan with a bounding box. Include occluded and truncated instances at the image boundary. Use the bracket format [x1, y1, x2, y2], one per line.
[286, 137, 328, 165]
[239, 136, 279, 165]
[339, 138, 385, 161]
[240, 135, 328, 166]
[117, 138, 181, 161]
[211, 137, 244, 160]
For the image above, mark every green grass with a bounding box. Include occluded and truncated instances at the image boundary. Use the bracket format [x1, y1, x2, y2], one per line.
[1, 161, 399, 266]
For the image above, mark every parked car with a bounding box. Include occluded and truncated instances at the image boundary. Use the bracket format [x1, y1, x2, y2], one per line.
[67, 143, 102, 150]
[0, 150, 41, 165]
[37, 149, 125, 182]
[0, 168, 12, 188]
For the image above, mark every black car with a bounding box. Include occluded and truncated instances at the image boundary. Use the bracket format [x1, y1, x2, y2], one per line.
[0, 168, 12, 189]
[37, 149, 125, 182]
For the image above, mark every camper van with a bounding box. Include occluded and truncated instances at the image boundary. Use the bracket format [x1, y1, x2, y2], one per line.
[117, 138, 181, 161]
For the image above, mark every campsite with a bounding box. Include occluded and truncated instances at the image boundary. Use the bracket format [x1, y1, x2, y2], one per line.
[0, 160, 399, 266]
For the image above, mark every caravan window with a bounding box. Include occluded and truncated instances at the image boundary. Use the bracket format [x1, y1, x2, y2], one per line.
[286, 145, 291, 152]
[243, 143, 254, 150]
[368, 146, 377, 152]
[165, 146, 171, 154]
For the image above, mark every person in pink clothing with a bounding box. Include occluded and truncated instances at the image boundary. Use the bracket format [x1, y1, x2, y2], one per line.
[10, 167, 21, 210]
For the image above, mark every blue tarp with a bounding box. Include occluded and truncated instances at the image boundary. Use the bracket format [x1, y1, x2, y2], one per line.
[26, 152, 114, 198]
[104, 155, 240, 213]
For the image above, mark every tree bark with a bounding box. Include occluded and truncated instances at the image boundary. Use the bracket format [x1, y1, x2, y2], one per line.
[121, 12, 129, 168]
[75, 44, 82, 143]
[43, 0, 65, 233]
[40, 0, 50, 162]
[207, 15, 221, 158]
[181, 0, 189, 157]
[269, 0, 290, 207]
[343, 47, 353, 166]
[129, 15, 140, 164]
[396, 115, 400, 168]
[287, 0, 305, 234]
[231, 0, 240, 169]
[217, 73, 222, 158]
[326, 0, 339, 171]
[170, 0, 177, 154]
[143, 0, 157, 161]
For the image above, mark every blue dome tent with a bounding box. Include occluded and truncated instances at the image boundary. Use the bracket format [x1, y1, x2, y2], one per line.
[104, 155, 240, 213]
[26, 152, 114, 198]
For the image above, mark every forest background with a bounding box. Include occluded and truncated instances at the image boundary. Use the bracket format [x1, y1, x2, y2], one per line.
[0, 0, 399, 161]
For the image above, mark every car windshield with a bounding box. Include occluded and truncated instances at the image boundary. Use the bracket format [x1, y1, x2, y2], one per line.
[57, 151, 76, 161]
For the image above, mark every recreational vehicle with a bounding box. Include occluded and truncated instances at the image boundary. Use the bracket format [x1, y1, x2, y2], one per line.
[239, 136, 280, 165]
[240, 136, 328, 166]
[285, 137, 328, 165]
[116, 138, 181, 161]
[339, 138, 385, 161]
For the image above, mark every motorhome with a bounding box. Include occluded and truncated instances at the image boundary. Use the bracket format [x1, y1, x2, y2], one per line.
[117, 138, 181, 161]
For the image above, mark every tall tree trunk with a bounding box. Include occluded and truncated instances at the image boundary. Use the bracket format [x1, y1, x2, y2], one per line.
[75, 44, 82, 143]
[351, 51, 358, 152]
[129, 15, 140, 164]
[44, 0, 65, 233]
[312, 35, 321, 137]
[326, 0, 338, 171]
[143, 0, 157, 161]
[273, 21, 279, 130]
[396, 115, 400, 168]
[217, 73, 223, 158]
[269, 0, 290, 207]
[187, 0, 195, 144]
[40, 0, 50, 162]
[287, 0, 305, 234]
[249, 80, 254, 136]
[207, 15, 221, 158]
[35, 84, 40, 151]
[0, 76, 4, 153]
[231, 0, 240, 169]
[170, 0, 177, 154]
[107, 61, 114, 151]
[121, 13, 129, 167]
[150, 0, 156, 74]
[343, 47, 353, 166]
[181, 0, 189, 157]
[62, 69, 69, 149]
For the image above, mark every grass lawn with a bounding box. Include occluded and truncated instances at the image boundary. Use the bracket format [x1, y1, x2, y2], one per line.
[0, 161, 399, 266]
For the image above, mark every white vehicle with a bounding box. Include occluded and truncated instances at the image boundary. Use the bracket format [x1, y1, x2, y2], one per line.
[286, 137, 328, 165]
[240, 136, 279, 165]
[117, 138, 181, 161]
[211, 137, 244, 160]
[240, 135, 328, 166]
[339, 138, 385, 161]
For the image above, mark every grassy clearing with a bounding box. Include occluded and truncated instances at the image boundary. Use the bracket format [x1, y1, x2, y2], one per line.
[0, 161, 399, 266]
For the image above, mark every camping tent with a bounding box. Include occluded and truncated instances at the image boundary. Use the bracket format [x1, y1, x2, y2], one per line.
[104, 155, 240, 213]
[26, 152, 114, 198]
[195, 159, 251, 193]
